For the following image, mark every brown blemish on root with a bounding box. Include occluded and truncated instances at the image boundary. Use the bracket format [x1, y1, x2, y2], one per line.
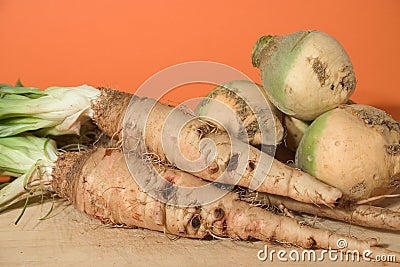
[311, 58, 328, 86]
[190, 214, 201, 229]
[339, 65, 357, 92]
[208, 87, 249, 123]
[305, 236, 317, 249]
[341, 105, 400, 155]
[385, 144, 400, 155]
[208, 86, 259, 142]
[349, 181, 366, 196]
[309, 59, 356, 91]
[227, 153, 240, 172]
[159, 181, 175, 202]
[208, 161, 219, 174]
[102, 148, 113, 158]
[248, 160, 256, 171]
[389, 174, 400, 188]
[213, 207, 225, 220]
[243, 120, 259, 139]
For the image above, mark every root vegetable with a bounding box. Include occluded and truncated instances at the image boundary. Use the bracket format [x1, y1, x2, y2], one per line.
[194, 80, 284, 147]
[0, 85, 341, 205]
[239, 189, 400, 231]
[50, 148, 400, 262]
[252, 30, 356, 121]
[92, 87, 342, 205]
[0, 138, 398, 262]
[296, 104, 400, 201]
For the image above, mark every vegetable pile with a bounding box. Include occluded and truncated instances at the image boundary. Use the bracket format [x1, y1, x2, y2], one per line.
[0, 29, 399, 262]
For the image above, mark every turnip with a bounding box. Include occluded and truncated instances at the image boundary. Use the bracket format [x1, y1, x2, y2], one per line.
[252, 30, 356, 121]
[194, 80, 284, 147]
[296, 104, 400, 201]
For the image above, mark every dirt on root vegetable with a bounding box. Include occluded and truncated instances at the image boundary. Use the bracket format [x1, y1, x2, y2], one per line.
[194, 80, 284, 147]
[90, 87, 342, 206]
[51, 147, 400, 262]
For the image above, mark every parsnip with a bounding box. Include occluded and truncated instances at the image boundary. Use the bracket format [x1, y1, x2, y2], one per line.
[50, 148, 399, 262]
[239, 189, 400, 231]
[92, 87, 342, 205]
[0, 85, 342, 205]
[0, 138, 398, 262]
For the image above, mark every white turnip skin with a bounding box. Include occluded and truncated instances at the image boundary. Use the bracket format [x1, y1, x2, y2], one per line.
[194, 80, 284, 147]
[252, 30, 356, 121]
[296, 104, 400, 201]
[51, 148, 400, 262]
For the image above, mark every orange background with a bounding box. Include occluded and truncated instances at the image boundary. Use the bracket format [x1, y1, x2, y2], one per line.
[0, 0, 399, 119]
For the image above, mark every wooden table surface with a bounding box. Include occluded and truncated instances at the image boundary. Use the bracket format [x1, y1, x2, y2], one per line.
[0, 196, 399, 267]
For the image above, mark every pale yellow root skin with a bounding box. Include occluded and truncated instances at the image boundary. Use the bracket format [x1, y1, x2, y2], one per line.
[240, 190, 400, 231]
[52, 148, 400, 262]
[120, 93, 342, 205]
[195, 80, 285, 146]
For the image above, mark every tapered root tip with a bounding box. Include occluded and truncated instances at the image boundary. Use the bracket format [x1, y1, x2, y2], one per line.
[251, 35, 273, 68]
[312, 188, 343, 207]
[326, 188, 343, 206]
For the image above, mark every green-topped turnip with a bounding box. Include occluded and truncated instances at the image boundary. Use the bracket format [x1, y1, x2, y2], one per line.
[252, 30, 356, 121]
[296, 104, 400, 201]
